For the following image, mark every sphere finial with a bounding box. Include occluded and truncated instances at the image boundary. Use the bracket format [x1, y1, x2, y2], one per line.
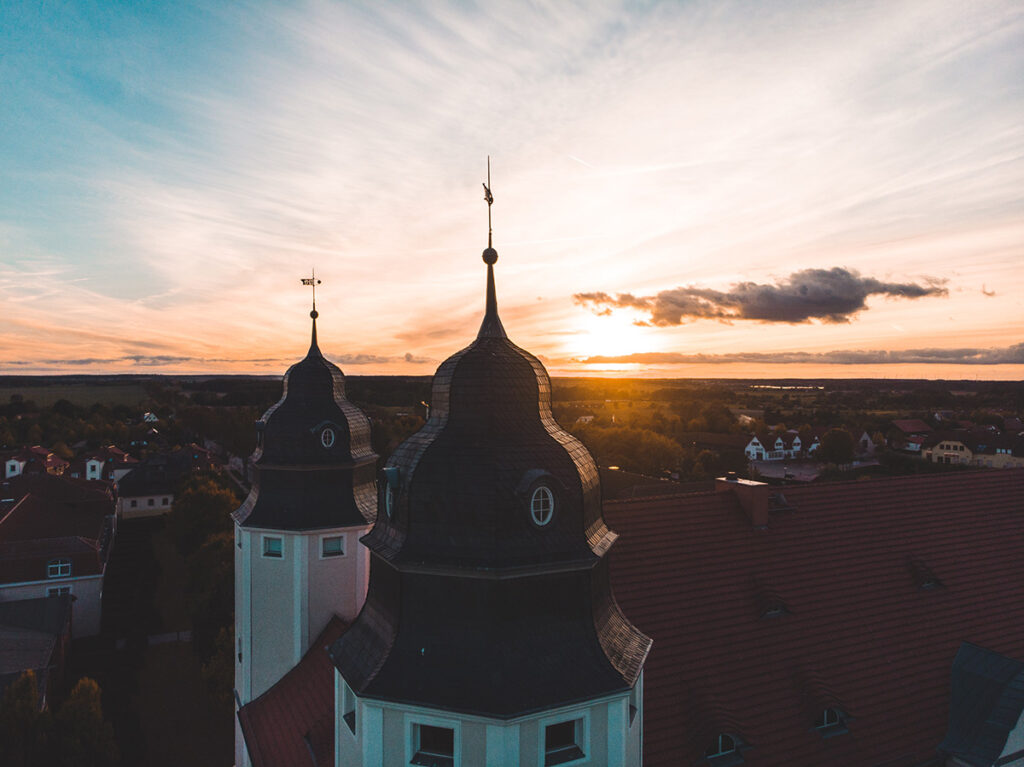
[310, 309, 319, 319]
[482, 247, 498, 265]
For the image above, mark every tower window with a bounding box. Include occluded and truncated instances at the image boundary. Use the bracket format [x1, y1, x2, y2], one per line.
[411, 724, 454, 767]
[262, 536, 283, 558]
[321, 427, 335, 448]
[545, 719, 584, 765]
[530, 485, 555, 527]
[321, 535, 344, 558]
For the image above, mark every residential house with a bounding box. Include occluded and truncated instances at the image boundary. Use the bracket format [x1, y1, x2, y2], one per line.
[67, 445, 137, 482]
[745, 431, 801, 461]
[115, 442, 221, 519]
[3, 446, 68, 479]
[891, 419, 933, 453]
[923, 432, 975, 465]
[0, 474, 114, 637]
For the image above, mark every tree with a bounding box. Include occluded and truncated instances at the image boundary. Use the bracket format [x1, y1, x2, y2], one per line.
[53, 678, 119, 767]
[201, 627, 236, 711]
[186, 530, 234, 662]
[0, 670, 54, 767]
[817, 428, 855, 466]
[166, 476, 237, 558]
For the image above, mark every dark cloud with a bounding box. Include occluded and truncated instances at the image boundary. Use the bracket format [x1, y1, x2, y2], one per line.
[576, 343, 1024, 366]
[575, 267, 948, 325]
[403, 352, 432, 364]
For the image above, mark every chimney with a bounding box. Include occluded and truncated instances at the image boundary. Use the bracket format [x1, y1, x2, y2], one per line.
[716, 474, 770, 528]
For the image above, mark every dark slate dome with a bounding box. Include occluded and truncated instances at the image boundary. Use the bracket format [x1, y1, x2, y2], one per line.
[333, 247, 651, 718]
[233, 313, 377, 531]
[361, 256, 614, 571]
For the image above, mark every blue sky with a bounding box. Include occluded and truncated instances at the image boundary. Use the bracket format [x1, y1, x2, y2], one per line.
[2, 0, 1023, 378]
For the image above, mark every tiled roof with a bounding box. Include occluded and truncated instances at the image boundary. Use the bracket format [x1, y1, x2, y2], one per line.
[892, 419, 933, 434]
[605, 470, 1024, 767]
[237, 616, 348, 767]
[0, 475, 113, 542]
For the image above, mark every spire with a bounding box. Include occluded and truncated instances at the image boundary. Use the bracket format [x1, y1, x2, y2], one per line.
[478, 156, 507, 339]
[301, 270, 323, 355]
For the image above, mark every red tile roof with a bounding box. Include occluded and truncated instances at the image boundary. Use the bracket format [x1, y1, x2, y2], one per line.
[237, 616, 348, 767]
[605, 469, 1024, 767]
[892, 419, 933, 434]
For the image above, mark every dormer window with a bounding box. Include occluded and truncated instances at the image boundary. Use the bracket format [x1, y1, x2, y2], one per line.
[321, 427, 335, 448]
[530, 485, 555, 527]
[47, 559, 71, 578]
[705, 733, 744, 764]
[813, 707, 847, 736]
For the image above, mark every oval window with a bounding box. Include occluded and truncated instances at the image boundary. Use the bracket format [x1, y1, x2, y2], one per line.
[530, 485, 555, 527]
[321, 427, 335, 448]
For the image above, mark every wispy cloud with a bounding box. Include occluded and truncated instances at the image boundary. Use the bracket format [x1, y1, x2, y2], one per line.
[576, 343, 1024, 365]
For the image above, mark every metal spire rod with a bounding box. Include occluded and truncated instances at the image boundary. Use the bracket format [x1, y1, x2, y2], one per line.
[483, 156, 494, 249]
[301, 269, 322, 313]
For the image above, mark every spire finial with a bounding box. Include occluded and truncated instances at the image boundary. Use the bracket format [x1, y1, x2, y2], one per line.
[478, 157, 506, 339]
[301, 270, 323, 352]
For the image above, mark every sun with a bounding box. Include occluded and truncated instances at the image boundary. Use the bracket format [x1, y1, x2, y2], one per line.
[568, 313, 653, 359]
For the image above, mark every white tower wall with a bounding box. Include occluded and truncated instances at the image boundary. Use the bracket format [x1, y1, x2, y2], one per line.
[335, 670, 644, 767]
[235, 522, 371, 767]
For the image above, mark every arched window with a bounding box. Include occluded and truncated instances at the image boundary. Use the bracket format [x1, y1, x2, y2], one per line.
[814, 707, 843, 730]
[705, 733, 736, 759]
[530, 485, 554, 527]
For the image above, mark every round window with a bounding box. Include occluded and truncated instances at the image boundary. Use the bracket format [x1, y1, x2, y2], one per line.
[530, 485, 555, 527]
[320, 427, 335, 448]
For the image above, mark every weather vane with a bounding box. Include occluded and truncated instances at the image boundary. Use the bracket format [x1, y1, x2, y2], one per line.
[482, 156, 494, 251]
[301, 269, 322, 316]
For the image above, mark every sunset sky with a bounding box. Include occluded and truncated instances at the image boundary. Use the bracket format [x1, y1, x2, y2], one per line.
[2, 0, 1022, 379]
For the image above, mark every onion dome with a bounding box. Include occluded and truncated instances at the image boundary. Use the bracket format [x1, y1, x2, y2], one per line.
[233, 310, 377, 531]
[332, 238, 651, 718]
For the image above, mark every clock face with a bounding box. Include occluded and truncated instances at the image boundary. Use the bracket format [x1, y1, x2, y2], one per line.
[321, 427, 335, 448]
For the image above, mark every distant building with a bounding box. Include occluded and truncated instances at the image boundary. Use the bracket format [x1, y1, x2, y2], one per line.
[745, 431, 801, 461]
[114, 443, 220, 519]
[3, 446, 68, 479]
[66, 445, 137, 482]
[0, 474, 114, 637]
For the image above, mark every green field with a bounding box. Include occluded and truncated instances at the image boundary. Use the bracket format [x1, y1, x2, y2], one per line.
[0, 383, 149, 408]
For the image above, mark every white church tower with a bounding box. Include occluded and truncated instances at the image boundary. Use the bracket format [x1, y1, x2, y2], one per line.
[328, 179, 652, 767]
[233, 295, 377, 767]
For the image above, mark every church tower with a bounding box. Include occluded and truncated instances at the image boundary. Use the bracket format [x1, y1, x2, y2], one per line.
[233, 295, 377, 767]
[330, 176, 651, 767]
